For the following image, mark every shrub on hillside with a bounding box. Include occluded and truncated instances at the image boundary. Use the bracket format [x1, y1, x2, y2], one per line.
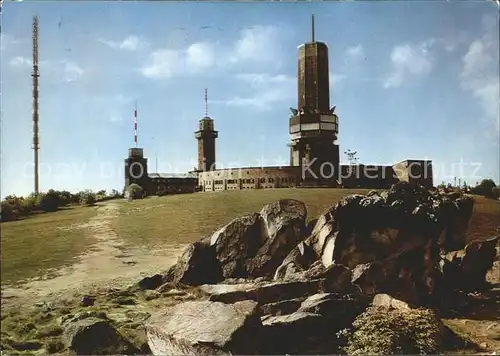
[110, 189, 122, 198]
[471, 178, 497, 198]
[23, 193, 41, 213]
[4, 195, 26, 217]
[1, 201, 14, 222]
[344, 306, 444, 355]
[58, 190, 73, 206]
[39, 190, 61, 212]
[83, 194, 96, 206]
[78, 190, 97, 206]
[127, 184, 144, 199]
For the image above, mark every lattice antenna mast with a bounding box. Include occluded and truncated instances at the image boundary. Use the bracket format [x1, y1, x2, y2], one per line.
[204, 88, 208, 117]
[32, 15, 40, 194]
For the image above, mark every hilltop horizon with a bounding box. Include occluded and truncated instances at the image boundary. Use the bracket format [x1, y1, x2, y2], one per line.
[2, 1, 499, 196]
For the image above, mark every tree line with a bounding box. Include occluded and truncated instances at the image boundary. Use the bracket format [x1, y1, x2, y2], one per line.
[437, 178, 498, 198]
[1, 189, 123, 222]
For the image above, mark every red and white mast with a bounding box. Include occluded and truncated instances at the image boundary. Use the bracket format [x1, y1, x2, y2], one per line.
[134, 101, 138, 147]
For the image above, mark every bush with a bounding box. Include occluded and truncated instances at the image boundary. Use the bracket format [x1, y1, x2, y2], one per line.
[78, 190, 97, 206]
[58, 190, 73, 206]
[471, 178, 497, 198]
[110, 189, 122, 198]
[345, 306, 444, 355]
[127, 184, 144, 200]
[1, 201, 14, 222]
[83, 194, 96, 206]
[39, 190, 61, 212]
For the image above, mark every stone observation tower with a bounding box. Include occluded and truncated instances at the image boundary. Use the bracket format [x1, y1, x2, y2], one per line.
[124, 148, 148, 187]
[289, 14, 340, 185]
[195, 89, 218, 172]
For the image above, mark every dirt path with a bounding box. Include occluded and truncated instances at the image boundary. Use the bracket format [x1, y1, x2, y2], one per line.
[1, 202, 186, 308]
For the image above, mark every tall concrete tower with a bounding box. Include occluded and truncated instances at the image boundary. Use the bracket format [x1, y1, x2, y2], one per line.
[195, 89, 218, 171]
[289, 15, 339, 185]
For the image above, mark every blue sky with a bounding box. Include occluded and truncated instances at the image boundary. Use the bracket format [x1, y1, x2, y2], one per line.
[2, 1, 499, 197]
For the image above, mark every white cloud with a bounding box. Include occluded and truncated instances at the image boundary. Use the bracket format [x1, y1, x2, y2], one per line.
[110, 115, 123, 122]
[2, 34, 26, 51]
[140, 25, 285, 80]
[219, 73, 295, 110]
[140, 43, 218, 79]
[346, 45, 364, 58]
[230, 25, 283, 64]
[384, 40, 434, 88]
[186, 42, 216, 72]
[140, 49, 184, 79]
[99, 35, 147, 51]
[8, 56, 31, 68]
[460, 15, 499, 137]
[330, 73, 346, 87]
[8, 56, 84, 83]
[61, 60, 84, 83]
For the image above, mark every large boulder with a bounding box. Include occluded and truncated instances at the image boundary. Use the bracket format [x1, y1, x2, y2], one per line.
[210, 213, 263, 279]
[260, 312, 333, 354]
[277, 260, 356, 294]
[245, 199, 308, 278]
[146, 300, 261, 355]
[166, 199, 308, 285]
[297, 293, 370, 326]
[372, 293, 412, 310]
[62, 317, 139, 355]
[273, 240, 317, 280]
[435, 195, 475, 252]
[351, 239, 443, 307]
[162, 240, 222, 285]
[259, 298, 305, 316]
[200, 279, 325, 305]
[441, 235, 500, 292]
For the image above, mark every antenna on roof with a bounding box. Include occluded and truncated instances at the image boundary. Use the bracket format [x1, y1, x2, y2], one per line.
[134, 101, 138, 148]
[204, 88, 208, 117]
[311, 14, 315, 42]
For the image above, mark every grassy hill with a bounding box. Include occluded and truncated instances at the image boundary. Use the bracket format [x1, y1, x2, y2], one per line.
[2, 188, 499, 285]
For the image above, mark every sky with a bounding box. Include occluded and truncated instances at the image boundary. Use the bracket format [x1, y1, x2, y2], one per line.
[1, 1, 499, 197]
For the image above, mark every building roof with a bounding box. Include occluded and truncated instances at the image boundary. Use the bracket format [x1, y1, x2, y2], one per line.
[148, 172, 198, 179]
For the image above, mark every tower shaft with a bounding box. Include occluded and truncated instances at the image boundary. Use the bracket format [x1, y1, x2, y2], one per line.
[195, 89, 218, 172]
[32, 15, 40, 194]
[297, 42, 330, 112]
[290, 16, 339, 185]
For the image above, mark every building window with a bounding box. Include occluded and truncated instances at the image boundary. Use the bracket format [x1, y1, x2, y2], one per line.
[268, 178, 274, 183]
[260, 178, 265, 183]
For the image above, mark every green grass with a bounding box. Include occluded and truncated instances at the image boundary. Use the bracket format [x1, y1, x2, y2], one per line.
[1, 205, 99, 285]
[2, 189, 499, 286]
[111, 188, 371, 248]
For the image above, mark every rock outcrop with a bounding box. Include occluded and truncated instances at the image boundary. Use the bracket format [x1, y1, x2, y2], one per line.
[146, 300, 261, 355]
[144, 182, 498, 355]
[62, 316, 140, 355]
[163, 199, 308, 284]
